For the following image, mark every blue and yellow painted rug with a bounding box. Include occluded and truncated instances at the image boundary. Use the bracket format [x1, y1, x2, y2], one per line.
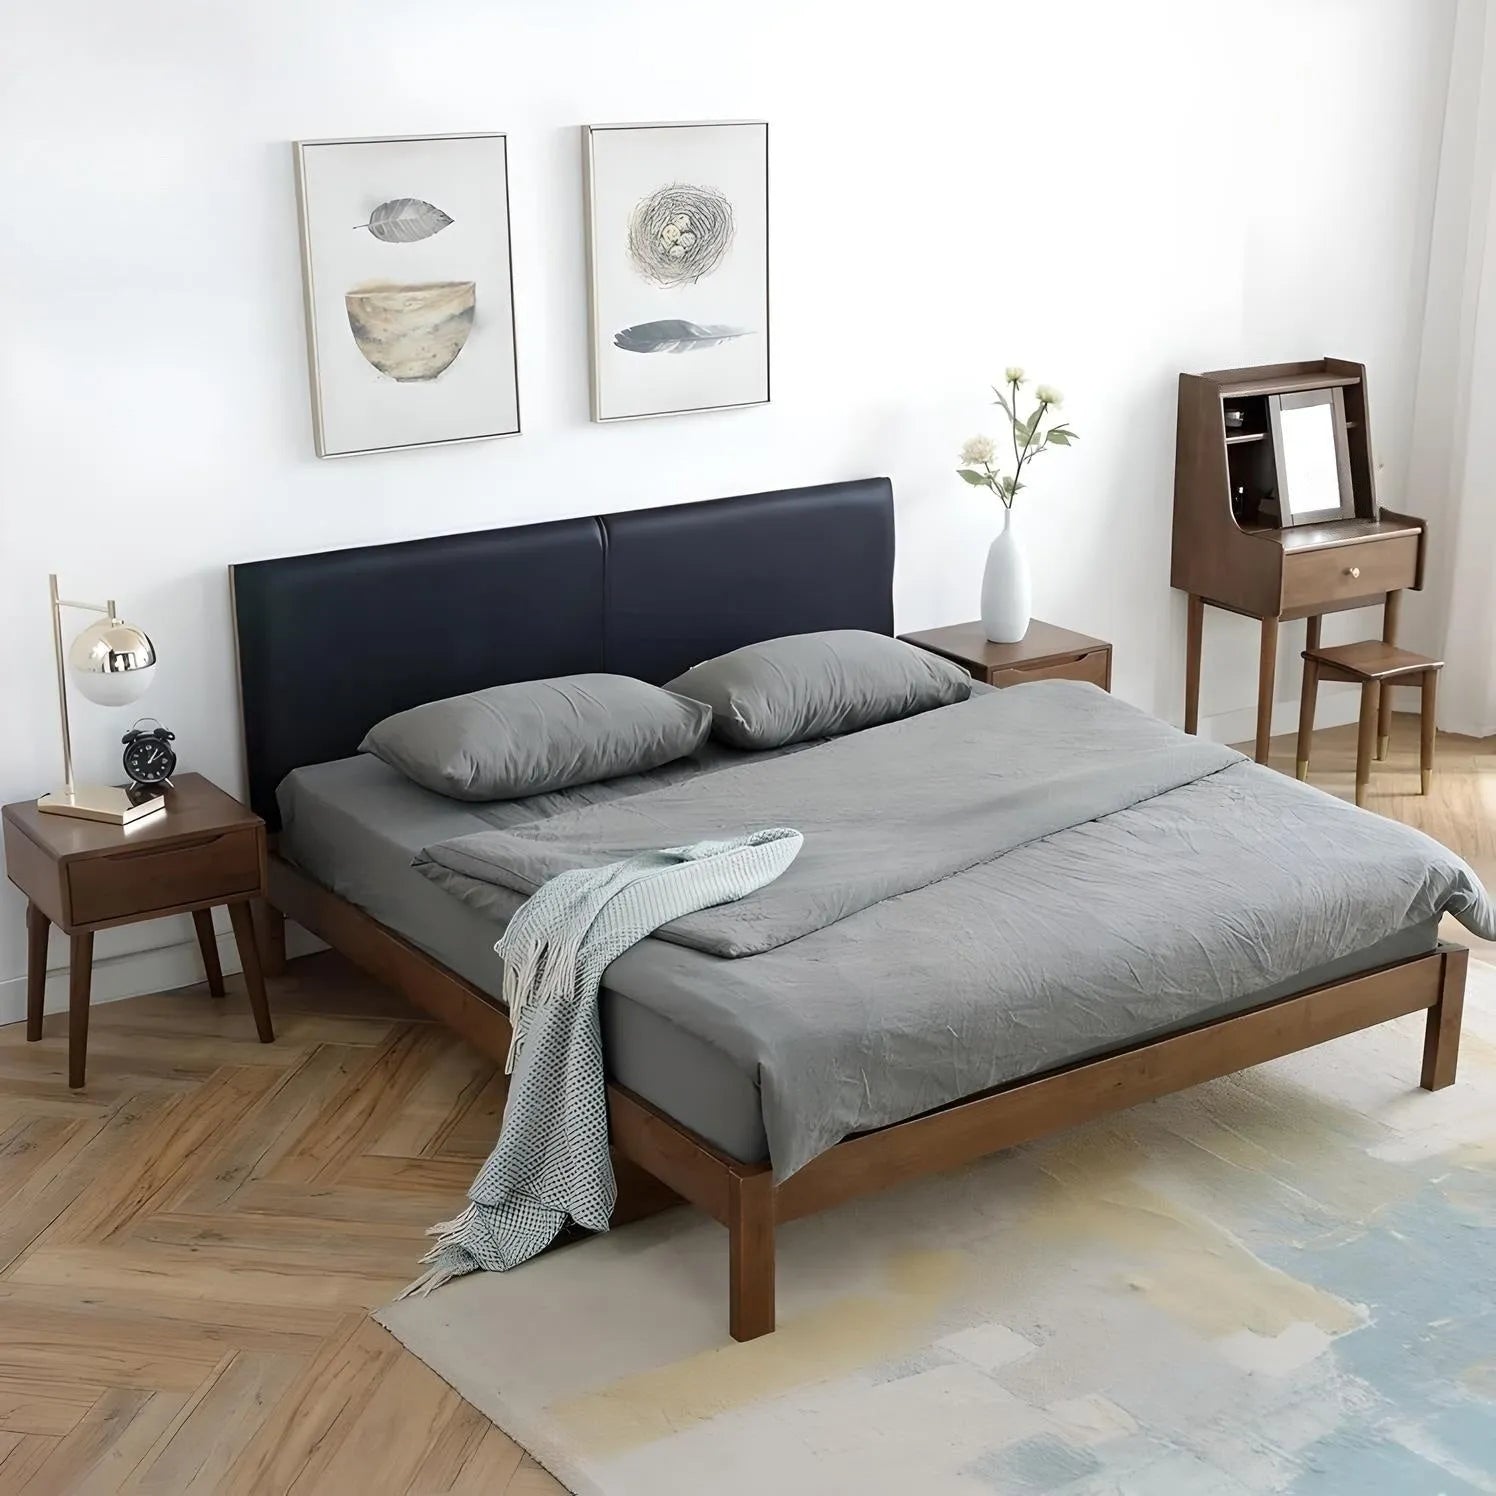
[379, 961, 1496, 1494]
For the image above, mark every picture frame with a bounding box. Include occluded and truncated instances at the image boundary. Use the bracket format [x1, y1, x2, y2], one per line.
[1267, 388, 1355, 526]
[583, 121, 770, 423]
[293, 132, 520, 459]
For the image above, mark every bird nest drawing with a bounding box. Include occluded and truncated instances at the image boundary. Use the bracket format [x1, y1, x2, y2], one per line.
[626, 183, 735, 287]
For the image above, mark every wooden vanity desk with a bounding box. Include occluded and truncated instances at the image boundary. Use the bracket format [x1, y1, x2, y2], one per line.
[1172, 358, 1427, 763]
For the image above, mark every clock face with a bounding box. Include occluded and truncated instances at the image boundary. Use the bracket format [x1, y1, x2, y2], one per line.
[123, 737, 174, 784]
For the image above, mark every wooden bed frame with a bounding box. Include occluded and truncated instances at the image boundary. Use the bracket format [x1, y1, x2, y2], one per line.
[231, 480, 1470, 1342]
[256, 857, 1468, 1342]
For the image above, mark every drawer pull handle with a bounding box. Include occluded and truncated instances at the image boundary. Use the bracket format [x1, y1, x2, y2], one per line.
[108, 833, 225, 862]
[1345, 566, 1361, 579]
[1015, 652, 1089, 671]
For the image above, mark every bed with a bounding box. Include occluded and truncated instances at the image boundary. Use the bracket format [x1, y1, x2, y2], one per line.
[232, 476, 1480, 1341]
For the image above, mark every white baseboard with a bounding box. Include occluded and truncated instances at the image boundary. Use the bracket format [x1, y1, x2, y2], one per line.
[1196, 682, 1420, 748]
[0, 919, 326, 1028]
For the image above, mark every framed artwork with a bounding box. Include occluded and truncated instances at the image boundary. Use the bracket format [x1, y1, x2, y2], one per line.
[583, 121, 769, 423]
[293, 133, 520, 458]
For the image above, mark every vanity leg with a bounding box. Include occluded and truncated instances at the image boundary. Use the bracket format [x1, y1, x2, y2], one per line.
[1355, 680, 1379, 809]
[1296, 654, 1319, 781]
[1420, 669, 1438, 795]
[1254, 616, 1278, 765]
[1184, 594, 1204, 735]
[1378, 590, 1401, 759]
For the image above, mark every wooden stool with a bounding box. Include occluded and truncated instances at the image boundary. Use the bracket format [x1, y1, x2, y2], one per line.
[1297, 642, 1443, 808]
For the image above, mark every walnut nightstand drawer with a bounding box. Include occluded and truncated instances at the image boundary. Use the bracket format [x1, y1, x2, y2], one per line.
[66, 827, 262, 926]
[989, 648, 1110, 691]
[900, 619, 1113, 694]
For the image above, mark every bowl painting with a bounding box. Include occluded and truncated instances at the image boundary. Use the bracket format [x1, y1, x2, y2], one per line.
[345, 281, 476, 381]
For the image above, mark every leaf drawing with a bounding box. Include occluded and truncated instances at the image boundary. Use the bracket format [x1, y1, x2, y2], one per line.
[612, 320, 752, 354]
[352, 198, 454, 244]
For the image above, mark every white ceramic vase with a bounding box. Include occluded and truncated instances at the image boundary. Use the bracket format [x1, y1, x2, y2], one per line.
[980, 505, 1032, 643]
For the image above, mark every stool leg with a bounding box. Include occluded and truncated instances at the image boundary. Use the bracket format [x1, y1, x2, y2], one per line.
[1355, 680, 1379, 809]
[1378, 591, 1401, 760]
[1296, 655, 1319, 781]
[1420, 669, 1438, 795]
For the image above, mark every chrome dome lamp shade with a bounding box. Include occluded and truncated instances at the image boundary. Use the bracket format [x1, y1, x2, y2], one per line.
[38, 574, 165, 824]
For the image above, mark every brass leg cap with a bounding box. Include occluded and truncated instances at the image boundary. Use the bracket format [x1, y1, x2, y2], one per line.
[1295, 759, 1309, 781]
[1377, 735, 1389, 761]
[1421, 769, 1432, 795]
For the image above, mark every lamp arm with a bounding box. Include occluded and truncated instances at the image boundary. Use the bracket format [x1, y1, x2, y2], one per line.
[48, 579, 117, 800]
[49, 575, 76, 798]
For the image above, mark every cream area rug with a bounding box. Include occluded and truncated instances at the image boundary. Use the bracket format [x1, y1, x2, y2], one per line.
[377, 962, 1496, 1495]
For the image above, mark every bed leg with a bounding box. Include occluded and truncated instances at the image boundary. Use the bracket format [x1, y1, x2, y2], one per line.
[1422, 945, 1468, 1091]
[256, 900, 288, 978]
[728, 1168, 776, 1341]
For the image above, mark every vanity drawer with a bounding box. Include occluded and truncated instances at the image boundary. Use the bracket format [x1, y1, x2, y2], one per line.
[1282, 535, 1419, 612]
[989, 647, 1111, 691]
[67, 828, 262, 926]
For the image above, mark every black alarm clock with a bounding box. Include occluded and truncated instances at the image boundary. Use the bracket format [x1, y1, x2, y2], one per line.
[121, 720, 177, 790]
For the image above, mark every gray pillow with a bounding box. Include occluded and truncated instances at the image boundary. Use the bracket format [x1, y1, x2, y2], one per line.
[665, 630, 971, 750]
[360, 673, 712, 801]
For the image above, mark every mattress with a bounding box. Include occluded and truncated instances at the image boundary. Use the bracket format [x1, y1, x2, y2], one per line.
[278, 736, 1440, 1167]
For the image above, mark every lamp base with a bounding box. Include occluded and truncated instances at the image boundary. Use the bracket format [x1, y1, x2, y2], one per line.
[38, 784, 167, 826]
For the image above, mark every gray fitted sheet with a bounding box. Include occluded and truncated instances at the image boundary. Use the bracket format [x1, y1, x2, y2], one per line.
[278, 733, 1440, 1167]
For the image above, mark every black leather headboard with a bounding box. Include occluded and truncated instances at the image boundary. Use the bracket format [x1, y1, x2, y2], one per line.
[233, 477, 894, 827]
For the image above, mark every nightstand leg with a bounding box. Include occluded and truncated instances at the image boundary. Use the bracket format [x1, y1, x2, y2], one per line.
[255, 899, 287, 978]
[228, 901, 275, 1043]
[69, 931, 93, 1089]
[192, 908, 226, 997]
[25, 903, 50, 1040]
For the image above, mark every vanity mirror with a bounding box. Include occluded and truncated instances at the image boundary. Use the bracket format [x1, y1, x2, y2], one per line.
[1268, 387, 1355, 526]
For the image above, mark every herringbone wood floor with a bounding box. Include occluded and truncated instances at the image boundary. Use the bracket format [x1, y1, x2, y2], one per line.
[0, 715, 1492, 1493]
[0, 951, 563, 1494]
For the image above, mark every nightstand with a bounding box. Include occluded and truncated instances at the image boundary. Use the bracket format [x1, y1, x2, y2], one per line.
[901, 619, 1113, 690]
[2, 772, 274, 1088]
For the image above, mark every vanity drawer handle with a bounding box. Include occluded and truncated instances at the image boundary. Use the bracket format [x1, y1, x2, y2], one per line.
[1345, 566, 1361, 579]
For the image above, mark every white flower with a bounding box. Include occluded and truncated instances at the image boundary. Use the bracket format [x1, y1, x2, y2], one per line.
[660, 223, 681, 244]
[1004, 366, 1025, 384]
[1035, 384, 1063, 406]
[960, 434, 997, 465]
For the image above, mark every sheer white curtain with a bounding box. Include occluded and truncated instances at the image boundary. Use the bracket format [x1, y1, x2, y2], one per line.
[1408, 0, 1496, 736]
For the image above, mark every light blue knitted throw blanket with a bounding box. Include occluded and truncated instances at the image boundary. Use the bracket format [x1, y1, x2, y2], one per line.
[402, 828, 802, 1296]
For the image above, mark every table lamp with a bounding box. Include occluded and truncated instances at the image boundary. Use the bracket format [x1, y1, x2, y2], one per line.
[38, 574, 163, 825]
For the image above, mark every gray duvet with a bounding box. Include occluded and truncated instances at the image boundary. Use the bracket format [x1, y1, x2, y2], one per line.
[416, 683, 1495, 1178]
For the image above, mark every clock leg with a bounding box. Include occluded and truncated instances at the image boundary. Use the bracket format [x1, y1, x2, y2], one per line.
[192, 908, 225, 997]
[69, 931, 93, 1090]
[228, 901, 275, 1044]
[26, 903, 49, 1041]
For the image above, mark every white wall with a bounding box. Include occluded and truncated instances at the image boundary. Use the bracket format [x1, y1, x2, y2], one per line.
[0, 0, 1457, 1017]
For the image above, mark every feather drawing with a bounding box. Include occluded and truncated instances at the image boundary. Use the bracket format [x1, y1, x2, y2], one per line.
[352, 198, 455, 244]
[612, 320, 752, 354]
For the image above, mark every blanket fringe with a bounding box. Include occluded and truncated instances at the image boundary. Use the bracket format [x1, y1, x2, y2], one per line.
[393, 1260, 465, 1300]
